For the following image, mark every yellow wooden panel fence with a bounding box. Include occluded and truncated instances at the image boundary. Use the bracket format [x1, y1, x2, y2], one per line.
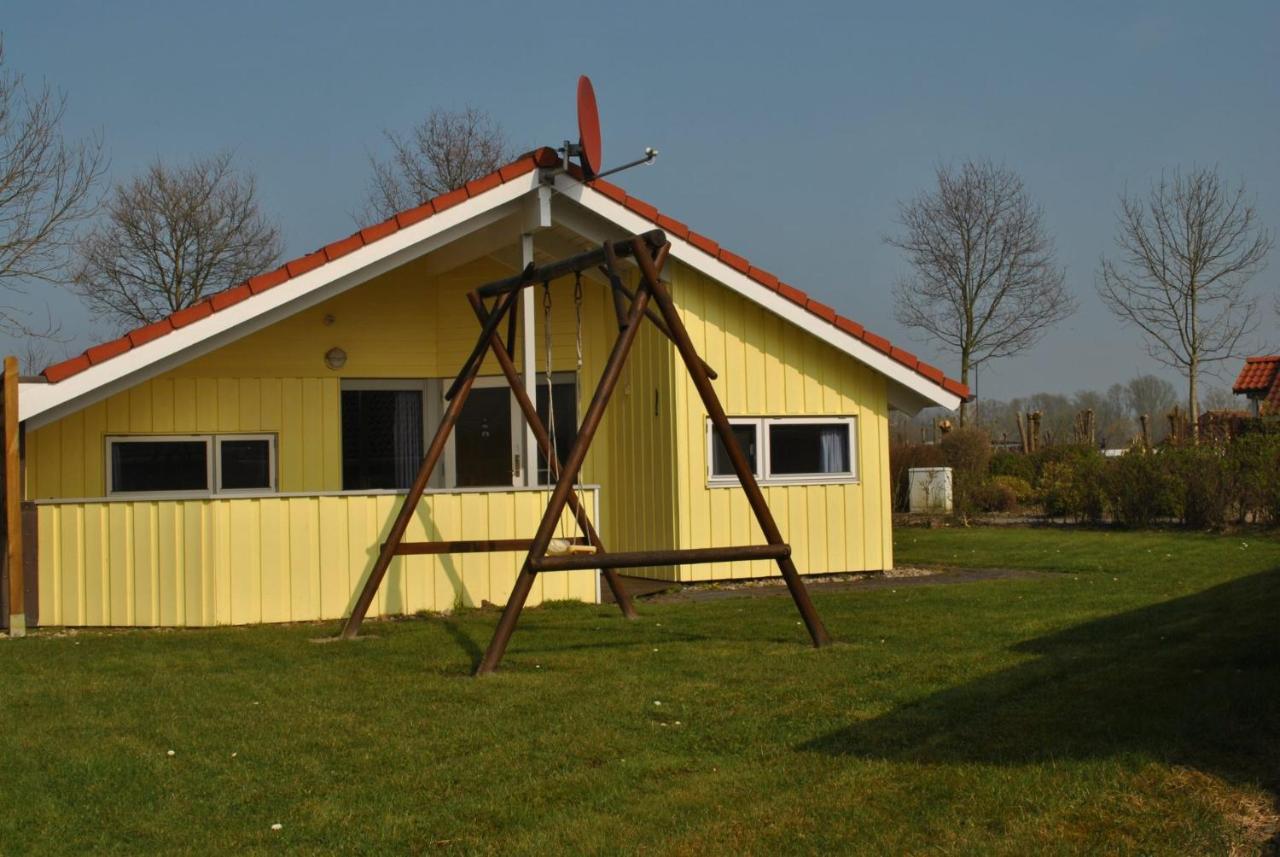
[35, 488, 599, 627]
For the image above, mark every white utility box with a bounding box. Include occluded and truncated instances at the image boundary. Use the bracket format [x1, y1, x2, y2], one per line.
[908, 467, 953, 514]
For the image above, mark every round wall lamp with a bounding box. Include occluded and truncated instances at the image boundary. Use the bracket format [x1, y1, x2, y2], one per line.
[324, 347, 347, 370]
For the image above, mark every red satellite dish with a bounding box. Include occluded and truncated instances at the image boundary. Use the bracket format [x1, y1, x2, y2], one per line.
[576, 75, 602, 179]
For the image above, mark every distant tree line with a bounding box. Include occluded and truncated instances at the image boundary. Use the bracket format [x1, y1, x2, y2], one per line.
[892, 373, 1243, 450]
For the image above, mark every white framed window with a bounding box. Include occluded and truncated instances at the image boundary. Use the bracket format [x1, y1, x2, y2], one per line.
[707, 417, 857, 486]
[215, 434, 277, 494]
[707, 419, 762, 482]
[106, 434, 277, 497]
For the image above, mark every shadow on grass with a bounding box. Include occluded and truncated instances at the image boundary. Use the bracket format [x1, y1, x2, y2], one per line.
[803, 569, 1280, 794]
[438, 618, 484, 669]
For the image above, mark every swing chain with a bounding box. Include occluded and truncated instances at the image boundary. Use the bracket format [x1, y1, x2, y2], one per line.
[573, 271, 584, 373]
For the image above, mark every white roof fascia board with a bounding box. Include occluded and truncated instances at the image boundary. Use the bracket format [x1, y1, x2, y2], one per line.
[20, 173, 540, 427]
[550, 174, 961, 411]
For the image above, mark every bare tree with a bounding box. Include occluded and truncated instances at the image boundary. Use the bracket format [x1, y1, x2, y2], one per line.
[887, 160, 1075, 425]
[72, 152, 281, 329]
[1124, 373, 1177, 440]
[15, 329, 67, 375]
[359, 107, 512, 222]
[1098, 167, 1272, 437]
[0, 37, 105, 334]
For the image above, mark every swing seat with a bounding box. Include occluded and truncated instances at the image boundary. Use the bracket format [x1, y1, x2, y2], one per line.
[547, 538, 599, 556]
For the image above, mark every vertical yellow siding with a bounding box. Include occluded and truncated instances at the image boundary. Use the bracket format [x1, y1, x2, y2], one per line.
[666, 261, 893, 580]
[35, 489, 598, 627]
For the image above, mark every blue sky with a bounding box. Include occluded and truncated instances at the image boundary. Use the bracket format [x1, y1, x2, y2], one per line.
[3, 0, 1277, 399]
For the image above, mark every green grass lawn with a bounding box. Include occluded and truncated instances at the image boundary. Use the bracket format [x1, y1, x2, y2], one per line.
[1, 527, 1277, 855]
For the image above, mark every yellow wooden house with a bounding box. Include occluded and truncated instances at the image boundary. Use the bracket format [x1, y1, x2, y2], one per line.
[12, 147, 967, 629]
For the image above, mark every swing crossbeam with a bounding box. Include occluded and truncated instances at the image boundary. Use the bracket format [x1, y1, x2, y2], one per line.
[339, 229, 832, 674]
[475, 230, 666, 299]
[389, 537, 589, 556]
[531, 544, 789, 572]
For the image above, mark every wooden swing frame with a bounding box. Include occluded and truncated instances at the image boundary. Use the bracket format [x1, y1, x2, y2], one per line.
[339, 230, 831, 675]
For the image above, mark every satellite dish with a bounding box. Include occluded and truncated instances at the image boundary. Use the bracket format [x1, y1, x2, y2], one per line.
[576, 75, 602, 179]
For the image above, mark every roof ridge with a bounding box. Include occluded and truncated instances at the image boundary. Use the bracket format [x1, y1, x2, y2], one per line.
[42, 146, 969, 401]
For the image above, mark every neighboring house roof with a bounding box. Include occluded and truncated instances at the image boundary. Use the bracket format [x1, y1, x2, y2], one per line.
[26, 148, 968, 425]
[1233, 355, 1280, 413]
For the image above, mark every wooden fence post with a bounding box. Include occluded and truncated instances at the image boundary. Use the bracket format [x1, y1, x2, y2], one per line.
[3, 356, 23, 637]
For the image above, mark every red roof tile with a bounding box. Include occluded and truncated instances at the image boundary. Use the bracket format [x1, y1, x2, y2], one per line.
[465, 172, 502, 197]
[1233, 356, 1280, 394]
[686, 231, 720, 257]
[394, 204, 433, 229]
[624, 196, 659, 221]
[323, 234, 364, 262]
[862, 331, 892, 354]
[747, 267, 779, 290]
[43, 354, 91, 383]
[430, 187, 469, 214]
[890, 346, 919, 369]
[170, 301, 214, 328]
[916, 361, 945, 384]
[532, 148, 560, 168]
[835, 316, 864, 338]
[806, 298, 836, 322]
[777, 283, 807, 306]
[656, 214, 690, 240]
[209, 283, 252, 311]
[127, 319, 173, 347]
[285, 251, 326, 279]
[593, 180, 627, 204]
[40, 144, 968, 400]
[359, 218, 398, 245]
[86, 337, 131, 365]
[498, 159, 536, 183]
[717, 249, 751, 274]
[248, 267, 290, 294]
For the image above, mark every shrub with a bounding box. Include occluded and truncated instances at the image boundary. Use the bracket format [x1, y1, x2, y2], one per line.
[1223, 432, 1280, 525]
[989, 451, 1036, 485]
[1163, 444, 1229, 529]
[1037, 447, 1106, 523]
[941, 428, 992, 517]
[973, 479, 1018, 513]
[1105, 450, 1175, 528]
[991, 475, 1034, 505]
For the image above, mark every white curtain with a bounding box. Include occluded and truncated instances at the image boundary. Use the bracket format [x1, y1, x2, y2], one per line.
[818, 425, 848, 473]
[391, 391, 423, 489]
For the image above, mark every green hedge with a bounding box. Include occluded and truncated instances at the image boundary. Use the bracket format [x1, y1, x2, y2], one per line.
[889, 428, 1280, 528]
